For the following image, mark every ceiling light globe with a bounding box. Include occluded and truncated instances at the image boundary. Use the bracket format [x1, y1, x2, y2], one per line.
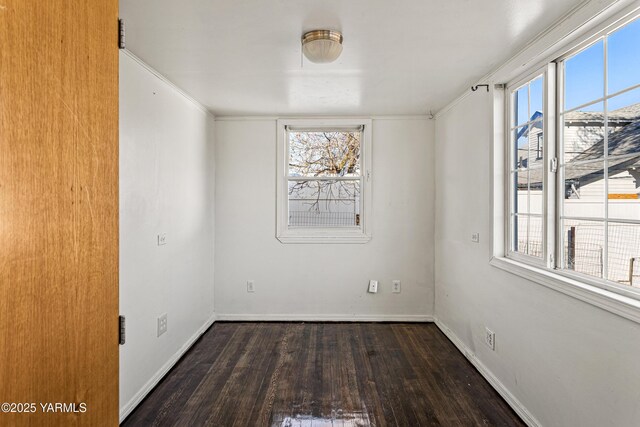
[302, 30, 343, 64]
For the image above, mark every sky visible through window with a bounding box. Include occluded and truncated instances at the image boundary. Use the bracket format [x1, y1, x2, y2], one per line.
[516, 17, 640, 147]
[565, 17, 640, 112]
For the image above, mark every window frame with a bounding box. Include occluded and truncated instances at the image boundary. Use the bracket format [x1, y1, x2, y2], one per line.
[276, 118, 373, 244]
[505, 64, 557, 269]
[493, 6, 640, 322]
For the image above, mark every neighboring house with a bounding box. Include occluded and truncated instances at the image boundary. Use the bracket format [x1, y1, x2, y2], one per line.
[516, 104, 640, 285]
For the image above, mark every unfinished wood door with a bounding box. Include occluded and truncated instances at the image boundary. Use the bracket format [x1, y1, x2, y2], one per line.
[0, 0, 119, 425]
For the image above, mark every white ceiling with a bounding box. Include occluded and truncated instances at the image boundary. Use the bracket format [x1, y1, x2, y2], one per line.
[121, 0, 585, 116]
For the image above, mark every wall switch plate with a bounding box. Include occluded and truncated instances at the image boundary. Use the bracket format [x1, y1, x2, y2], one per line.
[158, 233, 167, 246]
[392, 280, 401, 293]
[368, 280, 378, 293]
[471, 232, 480, 243]
[157, 313, 168, 337]
[485, 327, 495, 351]
[247, 280, 255, 293]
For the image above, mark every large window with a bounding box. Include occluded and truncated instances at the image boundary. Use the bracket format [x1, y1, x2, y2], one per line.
[505, 13, 640, 297]
[276, 119, 372, 243]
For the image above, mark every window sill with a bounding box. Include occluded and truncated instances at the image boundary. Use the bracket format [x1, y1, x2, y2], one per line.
[277, 232, 371, 244]
[490, 256, 640, 324]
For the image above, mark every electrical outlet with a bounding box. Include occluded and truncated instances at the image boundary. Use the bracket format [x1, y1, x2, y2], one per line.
[392, 280, 401, 293]
[158, 233, 167, 246]
[247, 280, 255, 293]
[485, 327, 495, 351]
[157, 313, 168, 337]
[471, 232, 480, 243]
[368, 280, 378, 293]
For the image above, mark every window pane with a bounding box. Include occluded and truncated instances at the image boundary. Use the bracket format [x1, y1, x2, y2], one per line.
[563, 161, 605, 218]
[608, 86, 640, 114]
[529, 168, 543, 215]
[528, 215, 544, 257]
[514, 126, 530, 169]
[607, 222, 640, 284]
[563, 219, 605, 278]
[513, 214, 528, 253]
[607, 86, 640, 156]
[526, 122, 544, 165]
[564, 40, 604, 111]
[608, 18, 640, 95]
[515, 86, 529, 126]
[530, 76, 544, 120]
[608, 164, 640, 221]
[288, 180, 360, 227]
[562, 102, 605, 163]
[513, 171, 529, 214]
[288, 131, 361, 177]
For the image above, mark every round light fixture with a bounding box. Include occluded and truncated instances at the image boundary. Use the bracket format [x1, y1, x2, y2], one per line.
[301, 30, 343, 64]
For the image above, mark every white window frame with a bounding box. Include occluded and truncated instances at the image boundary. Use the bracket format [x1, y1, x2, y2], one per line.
[491, 5, 640, 324]
[276, 118, 372, 244]
[505, 65, 557, 269]
[554, 24, 640, 298]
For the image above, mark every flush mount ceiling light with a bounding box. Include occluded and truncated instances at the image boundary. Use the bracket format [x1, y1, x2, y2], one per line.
[301, 30, 343, 64]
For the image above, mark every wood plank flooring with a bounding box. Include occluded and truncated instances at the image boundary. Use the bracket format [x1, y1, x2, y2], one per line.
[122, 323, 525, 426]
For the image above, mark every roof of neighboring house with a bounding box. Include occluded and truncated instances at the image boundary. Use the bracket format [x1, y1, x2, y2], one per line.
[563, 104, 640, 124]
[517, 105, 640, 139]
[571, 120, 640, 162]
[518, 104, 640, 189]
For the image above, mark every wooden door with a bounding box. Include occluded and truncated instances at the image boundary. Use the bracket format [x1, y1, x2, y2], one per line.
[0, 0, 119, 425]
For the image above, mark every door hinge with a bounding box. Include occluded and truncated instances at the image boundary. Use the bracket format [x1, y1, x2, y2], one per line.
[550, 157, 558, 173]
[118, 19, 126, 50]
[119, 315, 126, 345]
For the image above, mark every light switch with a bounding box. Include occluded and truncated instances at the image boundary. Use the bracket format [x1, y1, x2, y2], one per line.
[368, 280, 378, 293]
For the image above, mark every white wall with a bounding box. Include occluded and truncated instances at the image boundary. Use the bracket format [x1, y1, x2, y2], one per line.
[214, 118, 434, 320]
[119, 52, 216, 420]
[435, 86, 640, 427]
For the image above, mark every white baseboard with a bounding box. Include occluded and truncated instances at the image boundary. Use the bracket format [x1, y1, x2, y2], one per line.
[214, 313, 433, 322]
[433, 318, 541, 427]
[119, 313, 217, 423]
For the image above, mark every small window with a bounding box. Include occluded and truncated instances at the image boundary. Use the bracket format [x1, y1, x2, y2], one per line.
[276, 119, 372, 243]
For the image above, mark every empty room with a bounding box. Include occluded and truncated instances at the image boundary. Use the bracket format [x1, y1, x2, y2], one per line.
[2, 0, 640, 425]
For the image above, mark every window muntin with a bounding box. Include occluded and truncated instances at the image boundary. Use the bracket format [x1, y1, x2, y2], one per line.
[559, 16, 640, 286]
[276, 119, 372, 243]
[508, 74, 546, 260]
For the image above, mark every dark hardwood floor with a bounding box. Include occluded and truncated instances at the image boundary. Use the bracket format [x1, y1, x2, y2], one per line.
[122, 322, 525, 426]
